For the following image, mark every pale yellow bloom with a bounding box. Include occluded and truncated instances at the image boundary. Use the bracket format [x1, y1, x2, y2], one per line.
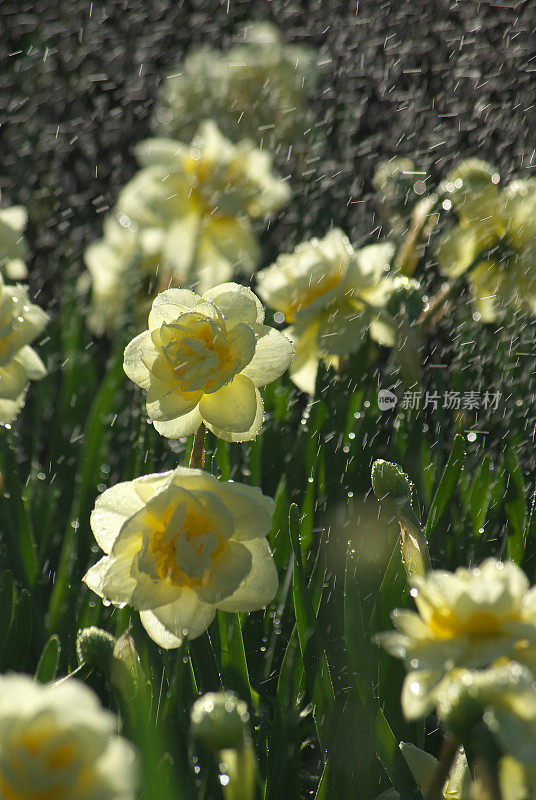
[0, 274, 48, 424]
[0, 673, 137, 800]
[84, 466, 278, 649]
[155, 22, 319, 147]
[256, 229, 396, 393]
[84, 122, 290, 334]
[83, 217, 164, 334]
[376, 559, 536, 719]
[123, 282, 293, 441]
[116, 121, 289, 290]
[436, 160, 536, 321]
[0, 202, 28, 280]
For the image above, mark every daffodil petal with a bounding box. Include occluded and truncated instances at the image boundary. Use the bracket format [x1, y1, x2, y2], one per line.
[14, 346, 46, 381]
[202, 282, 265, 326]
[0, 391, 25, 424]
[140, 591, 216, 648]
[146, 379, 202, 422]
[196, 541, 252, 604]
[217, 538, 278, 613]
[124, 331, 158, 389]
[153, 405, 203, 438]
[199, 373, 257, 433]
[148, 288, 202, 329]
[0, 358, 28, 399]
[90, 479, 151, 553]
[218, 482, 275, 541]
[204, 387, 263, 442]
[241, 324, 293, 387]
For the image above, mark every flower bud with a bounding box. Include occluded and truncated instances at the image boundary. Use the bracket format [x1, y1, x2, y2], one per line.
[371, 460, 412, 504]
[442, 158, 500, 222]
[191, 691, 250, 751]
[76, 626, 116, 673]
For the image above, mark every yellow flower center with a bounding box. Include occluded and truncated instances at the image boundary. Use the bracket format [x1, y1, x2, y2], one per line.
[183, 155, 245, 219]
[0, 725, 91, 800]
[428, 609, 516, 640]
[160, 312, 253, 394]
[283, 272, 343, 322]
[149, 506, 224, 587]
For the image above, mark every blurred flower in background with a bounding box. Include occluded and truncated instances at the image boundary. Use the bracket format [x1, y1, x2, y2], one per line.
[0, 673, 137, 800]
[154, 22, 320, 148]
[436, 159, 536, 321]
[84, 121, 290, 334]
[0, 198, 28, 281]
[0, 274, 48, 424]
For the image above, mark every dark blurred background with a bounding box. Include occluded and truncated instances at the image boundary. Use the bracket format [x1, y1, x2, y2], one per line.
[2, 0, 536, 301]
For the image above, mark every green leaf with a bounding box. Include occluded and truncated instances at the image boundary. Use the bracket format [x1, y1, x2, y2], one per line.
[0, 570, 14, 662]
[466, 455, 493, 535]
[217, 611, 252, 706]
[375, 707, 423, 800]
[0, 438, 39, 586]
[0, 589, 32, 672]
[35, 635, 61, 683]
[423, 434, 465, 540]
[289, 504, 335, 750]
[47, 345, 125, 633]
[505, 445, 527, 564]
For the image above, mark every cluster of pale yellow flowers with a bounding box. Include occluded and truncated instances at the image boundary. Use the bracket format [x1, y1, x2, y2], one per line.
[436, 159, 536, 322]
[84, 282, 292, 647]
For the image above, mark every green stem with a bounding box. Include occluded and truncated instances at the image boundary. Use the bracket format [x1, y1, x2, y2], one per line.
[189, 423, 206, 469]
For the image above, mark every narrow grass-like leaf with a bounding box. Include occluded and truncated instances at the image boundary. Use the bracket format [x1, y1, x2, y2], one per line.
[0, 570, 14, 666]
[466, 455, 493, 535]
[423, 433, 465, 540]
[522, 489, 536, 577]
[505, 445, 527, 564]
[289, 504, 335, 750]
[218, 611, 252, 705]
[47, 346, 125, 633]
[0, 589, 32, 672]
[35, 635, 61, 683]
[0, 437, 39, 586]
[375, 707, 423, 800]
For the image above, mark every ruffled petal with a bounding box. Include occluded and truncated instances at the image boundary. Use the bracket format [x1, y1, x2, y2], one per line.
[153, 405, 203, 439]
[202, 283, 265, 326]
[241, 324, 293, 387]
[199, 373, 257, 433]
[140, 591, 216, 648]
[217, 538, 278, 613]
[196, 541, 252, 604]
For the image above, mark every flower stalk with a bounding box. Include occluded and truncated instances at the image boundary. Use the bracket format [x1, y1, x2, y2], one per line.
[189, 422, 206, 469]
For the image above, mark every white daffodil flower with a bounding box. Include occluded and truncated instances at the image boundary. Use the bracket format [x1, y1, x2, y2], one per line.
[123, 282, 293, 442]
[257, 228, 396, 394]
[376, 558, 536, 719]
[0, 673, 137, 800]
[84, 466, 278, 649]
